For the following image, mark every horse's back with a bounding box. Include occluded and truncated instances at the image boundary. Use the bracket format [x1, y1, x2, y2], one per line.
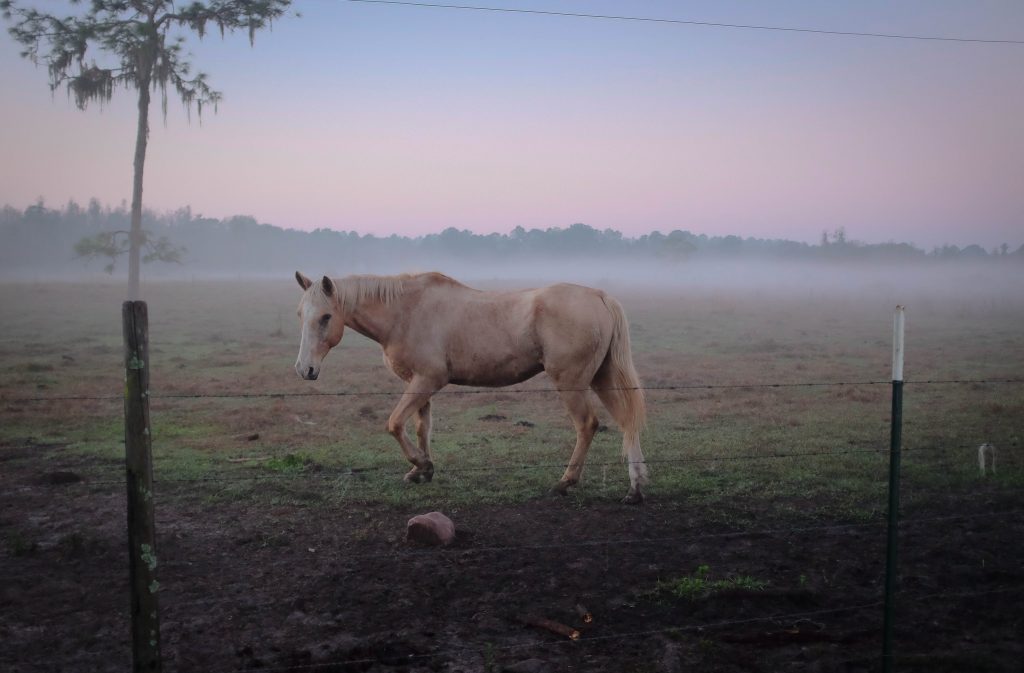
[404, 278, 543, 386]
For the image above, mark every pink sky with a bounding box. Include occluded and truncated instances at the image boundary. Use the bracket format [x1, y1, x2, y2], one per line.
[1, 1, 1022, 249]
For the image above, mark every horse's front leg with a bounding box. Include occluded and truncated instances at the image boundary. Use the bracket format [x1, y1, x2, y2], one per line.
[387, 377, 440, 483]
[414, 400, 433, 471]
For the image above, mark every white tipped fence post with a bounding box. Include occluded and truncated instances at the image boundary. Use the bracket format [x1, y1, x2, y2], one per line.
[123, 301, 162, 672]
[882, 305, 905, 673]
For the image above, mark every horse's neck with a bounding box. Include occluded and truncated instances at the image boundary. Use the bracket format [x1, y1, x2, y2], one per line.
[339, 274, 416, 345]
[344, 295, 396, 346]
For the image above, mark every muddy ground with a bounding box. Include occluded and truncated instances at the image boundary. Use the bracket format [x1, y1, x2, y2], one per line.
[2, 440, 1022, 673]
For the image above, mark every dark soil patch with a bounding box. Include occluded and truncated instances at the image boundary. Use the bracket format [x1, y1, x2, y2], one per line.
[36, 470, 82, 485]
[1, 442, 1022, 673]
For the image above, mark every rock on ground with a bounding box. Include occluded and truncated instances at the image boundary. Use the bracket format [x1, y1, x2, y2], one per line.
[406, 511, 456, 546]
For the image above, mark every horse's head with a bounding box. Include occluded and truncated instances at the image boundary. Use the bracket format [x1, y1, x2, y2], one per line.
[294, 271, 344, 380]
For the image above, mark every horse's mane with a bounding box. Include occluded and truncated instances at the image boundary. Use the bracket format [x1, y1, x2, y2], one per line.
[325, 274, 406, 314]
[312, 272, 463, 314]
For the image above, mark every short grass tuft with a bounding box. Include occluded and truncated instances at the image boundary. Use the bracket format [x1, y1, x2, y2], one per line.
[651, 564, 769, 600]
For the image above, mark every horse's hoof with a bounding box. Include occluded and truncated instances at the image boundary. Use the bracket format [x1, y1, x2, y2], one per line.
[621, 491, 644, 505]
[403, 470, 431, 484]
[403, 461, 434, 484]
[549, 482, 570, 497]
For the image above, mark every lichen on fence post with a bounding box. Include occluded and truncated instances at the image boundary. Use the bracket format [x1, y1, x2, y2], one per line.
[123, 300, 162, 672]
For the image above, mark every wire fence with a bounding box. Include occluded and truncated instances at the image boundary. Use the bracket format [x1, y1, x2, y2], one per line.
[207, 583, 1024, 673]
[3, 374, 1022, 672]
[7, 438, 1016, 491]
[12, 584, 1024, 671]
[15, 585, 1024, 672]
[4, 506, 1018, 590]
[3, 376, 1022, 404]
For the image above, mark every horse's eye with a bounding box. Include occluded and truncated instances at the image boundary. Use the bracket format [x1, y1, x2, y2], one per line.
[319, 314, 331, 327]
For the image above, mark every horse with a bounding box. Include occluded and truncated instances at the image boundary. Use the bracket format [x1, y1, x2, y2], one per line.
[293, 271, 649, 503]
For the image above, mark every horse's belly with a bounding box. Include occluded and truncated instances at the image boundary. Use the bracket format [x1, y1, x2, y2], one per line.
[448, 357, 543, 387]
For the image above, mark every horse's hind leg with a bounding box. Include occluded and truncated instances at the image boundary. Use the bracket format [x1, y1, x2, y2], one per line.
[593, 373, 648, 505]
[387, 377, 440, 483]
[551, 388, 599, 496]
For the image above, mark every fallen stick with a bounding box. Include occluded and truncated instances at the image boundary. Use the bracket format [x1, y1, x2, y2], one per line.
[517, 615, 580, 640]
[575, 603, 593, 624]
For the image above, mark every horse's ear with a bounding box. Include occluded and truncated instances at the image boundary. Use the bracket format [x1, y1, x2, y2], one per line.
[295, 271, 313, 291]
[321, 275, 334, 297]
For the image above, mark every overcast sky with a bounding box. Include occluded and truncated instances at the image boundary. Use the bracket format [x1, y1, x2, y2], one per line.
[1, 0, 1022, 249]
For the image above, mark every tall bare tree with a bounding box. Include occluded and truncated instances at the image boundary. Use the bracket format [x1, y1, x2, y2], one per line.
[2, 0, 292, 298]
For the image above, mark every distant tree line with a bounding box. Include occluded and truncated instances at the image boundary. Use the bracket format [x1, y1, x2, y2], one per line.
[1, 199, 1021, 278]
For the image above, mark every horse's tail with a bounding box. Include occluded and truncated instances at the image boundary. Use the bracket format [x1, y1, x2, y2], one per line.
[594, 296, 648, 486]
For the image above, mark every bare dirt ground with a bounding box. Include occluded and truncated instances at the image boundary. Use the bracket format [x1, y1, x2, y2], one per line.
[2, 439, 1021, 673]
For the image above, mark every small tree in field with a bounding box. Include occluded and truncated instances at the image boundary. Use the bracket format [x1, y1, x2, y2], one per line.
[74, 225, 184, 275]
[2, 0, 292, 298]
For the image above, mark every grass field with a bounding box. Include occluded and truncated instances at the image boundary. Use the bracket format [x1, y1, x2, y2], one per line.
[1, 277, 1021, 509]
[2, 274, 1022, 672]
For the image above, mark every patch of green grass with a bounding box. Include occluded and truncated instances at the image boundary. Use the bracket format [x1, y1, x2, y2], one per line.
[152, 444, 222, 481]
[650, 564, 769, 601]
[0, 421, 73, 447]
[264, 452, 317, 473]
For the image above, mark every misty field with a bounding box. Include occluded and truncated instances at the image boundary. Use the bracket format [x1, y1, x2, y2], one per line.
[2, 276, 1022, 672]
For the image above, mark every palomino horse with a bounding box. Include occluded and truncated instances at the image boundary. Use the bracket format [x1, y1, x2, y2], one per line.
[294, 271, 648, 503]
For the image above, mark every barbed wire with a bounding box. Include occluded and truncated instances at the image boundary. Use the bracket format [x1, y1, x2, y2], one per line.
[153, 509, 1023, 587]
[0, 600, 882, 667]
[3, 446, 898, 488]
[15, 585, 1022, 669]
[903, 488, 1024, 503]
[9, 463, 1021, 505]
[158, 524, 892, 600]
[830, 586, 1024, 668]
[3, 377, 1022, 404]
[195, 584, 1024, 673]
[12, 438, 1017, 489]
[150, 510, 1022, 613]
[4, 508, 1018, 588]
[223, 602, 885, 673]
[180, 507, 1022, 561]
[905, 378, 1024, 386]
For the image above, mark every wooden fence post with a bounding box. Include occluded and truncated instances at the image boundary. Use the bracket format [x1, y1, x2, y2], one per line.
[123, 300, 162, 672]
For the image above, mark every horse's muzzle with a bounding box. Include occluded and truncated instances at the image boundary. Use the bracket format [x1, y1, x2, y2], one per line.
[296, 362, 319, 380]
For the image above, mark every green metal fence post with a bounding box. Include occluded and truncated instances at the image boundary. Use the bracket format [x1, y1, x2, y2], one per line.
[882, 305, 905, 673]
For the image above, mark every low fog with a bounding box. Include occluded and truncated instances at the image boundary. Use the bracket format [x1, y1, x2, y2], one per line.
[1, 202, 1022, 309]
[4, 253, 1023, 314]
